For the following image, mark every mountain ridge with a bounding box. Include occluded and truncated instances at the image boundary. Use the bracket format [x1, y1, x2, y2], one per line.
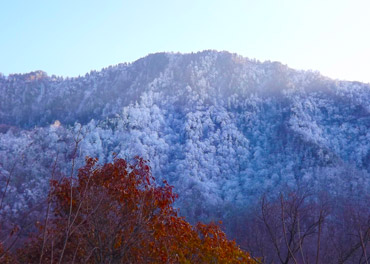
[1, 50, 369, 129]
[0, 50, 369, 224]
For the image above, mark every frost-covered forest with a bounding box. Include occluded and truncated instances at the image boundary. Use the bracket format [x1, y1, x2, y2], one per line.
[0, 51, 369, 262]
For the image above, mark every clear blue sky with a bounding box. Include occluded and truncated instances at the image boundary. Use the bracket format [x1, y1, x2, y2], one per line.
[1, 0, 369, 82]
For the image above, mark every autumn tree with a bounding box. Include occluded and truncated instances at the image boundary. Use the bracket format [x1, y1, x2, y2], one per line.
[16, 156, 256, 263]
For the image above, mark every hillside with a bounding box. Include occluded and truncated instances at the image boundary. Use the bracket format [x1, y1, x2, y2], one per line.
[1, 50, 369, 224]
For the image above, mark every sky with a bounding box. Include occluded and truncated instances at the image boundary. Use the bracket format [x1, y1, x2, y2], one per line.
[0, 0, 369, 83]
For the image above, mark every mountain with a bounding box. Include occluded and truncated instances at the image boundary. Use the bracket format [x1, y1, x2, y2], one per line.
[0, 50, 369, 224]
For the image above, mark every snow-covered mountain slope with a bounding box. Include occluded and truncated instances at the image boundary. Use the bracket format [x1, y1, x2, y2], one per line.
[0, 51, 369, 221]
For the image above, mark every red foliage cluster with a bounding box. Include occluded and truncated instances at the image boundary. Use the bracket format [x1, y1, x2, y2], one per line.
[2, 157, 256, 263]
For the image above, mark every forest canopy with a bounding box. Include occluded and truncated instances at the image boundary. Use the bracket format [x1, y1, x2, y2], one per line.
[1, 156, 256, 263]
